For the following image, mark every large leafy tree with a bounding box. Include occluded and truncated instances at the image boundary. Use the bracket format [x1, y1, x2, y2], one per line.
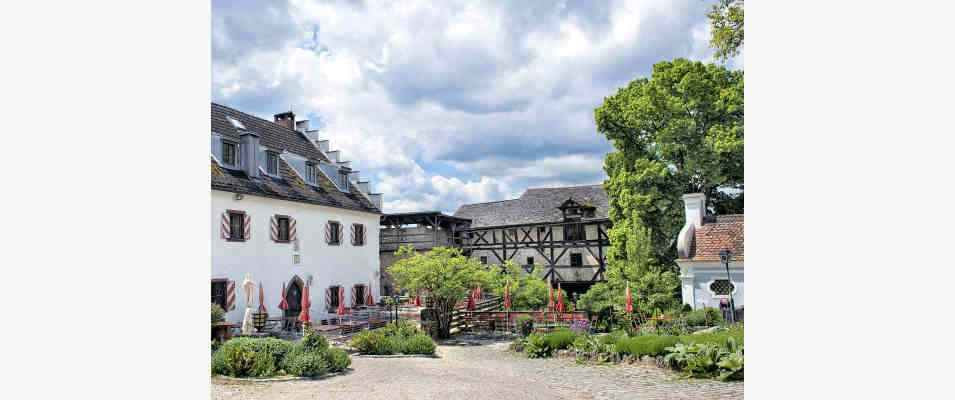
[708, 0, 744, 62]
[587, 59, 743, 316]
[486, 262, 567, 311]
[388, 246, 491, 339]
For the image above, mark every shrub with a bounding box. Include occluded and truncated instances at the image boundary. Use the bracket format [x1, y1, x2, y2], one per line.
[380, 321, 425, 338]
[283, 351, 329, 377]
[509, 337, 526, 352]
[325, 347, 352, 372]
[301, 327, 330, 352]
[402, 334, 437, 355]
[680, 326, 743, 348]
[516, 316, 534, 337]
[212, 337, 294, 377]
[616, 335, 680, 358]
[211, 303, 225, 323]
[523, 333, 552, 358]
[350, 331, 392, 355]
[543, 329, 577, 351]
[683, 308, 723, 327]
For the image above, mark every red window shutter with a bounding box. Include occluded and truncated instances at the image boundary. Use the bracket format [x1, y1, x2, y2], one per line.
[325, 287, 332, 311]
[324, 223, 331, 244]
[350, 224, 356, 245]
[226, 280, 236, 311]
[289, 217, 297, 241]
[220, 212, 230, 239]
[351, 286, 358, 307]
[243, 214, 252, 240]
[270, 215, 278, 242]
[362, 226, 367, 246]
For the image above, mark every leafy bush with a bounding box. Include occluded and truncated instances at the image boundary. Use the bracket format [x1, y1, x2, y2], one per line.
[301, 327, 330, 352]
[211, 303, 225, 323]
[572, 334, 618, 363]
[516, 316, 534, 337]
[509, 337, 526, 352]
[380, 321, 425, 338]
[325, 347, 352, 372]
[402, 334, 437, 355]
[543, 329, 577, 351]
[523, 333, 552, 358]
[350, 331, 393, 355]
[680, 325, 743, 347]
[615, 335, 680, 358]
[283, 351, 329, 377]
[212, 337, 294, 377]
[664, 336, 744, 380]
[683, 308, 723, 327]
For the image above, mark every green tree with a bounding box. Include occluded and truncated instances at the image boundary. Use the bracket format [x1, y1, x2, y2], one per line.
[388, 246, 491, 339]
[708, 0, 744, 62]
[486, 262, 566, 311]
[588, 59, 743, 319]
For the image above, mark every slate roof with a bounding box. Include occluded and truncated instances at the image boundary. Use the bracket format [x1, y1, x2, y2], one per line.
[210, 103, 379, 214]
[453, 184, 608, 228]
[686, 215, 744, 262]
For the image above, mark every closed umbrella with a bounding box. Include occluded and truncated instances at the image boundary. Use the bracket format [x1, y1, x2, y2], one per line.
[337, 286, 346, 315]
[299, 284, 311, 326]
[466, 290, 476, 311]
[365, 282, 375, 306]
[258, 282, 267, 314]
[241, 273, 255, 335]
[547, 284, 555, 312]
[278, 282, 289, 311]
[625, 282, 633, 314]
[556, 282, 565, 314]
[413, 293, 421, 307]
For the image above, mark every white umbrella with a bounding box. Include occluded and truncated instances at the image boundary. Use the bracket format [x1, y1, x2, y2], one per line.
[241, 273, 255, 335]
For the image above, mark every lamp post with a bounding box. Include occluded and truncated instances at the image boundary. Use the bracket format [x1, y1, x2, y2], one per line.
[719, 249, 736, 323]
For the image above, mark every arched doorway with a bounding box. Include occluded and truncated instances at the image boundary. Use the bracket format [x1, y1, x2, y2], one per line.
[285, 277, 304, 318]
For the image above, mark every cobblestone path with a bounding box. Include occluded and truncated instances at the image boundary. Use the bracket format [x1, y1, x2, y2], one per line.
[212, 335, 743, 400]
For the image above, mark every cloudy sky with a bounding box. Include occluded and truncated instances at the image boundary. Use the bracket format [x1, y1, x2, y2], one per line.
[212, 0, 741, 214]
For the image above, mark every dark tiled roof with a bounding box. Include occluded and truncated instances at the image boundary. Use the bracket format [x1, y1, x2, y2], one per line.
[687, 215, 744, 262]
[453, 184, 608, 228]
[210, 103, 379, 214]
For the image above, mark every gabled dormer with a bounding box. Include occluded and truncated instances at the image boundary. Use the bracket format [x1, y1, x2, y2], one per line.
[558, 198, 596, 221]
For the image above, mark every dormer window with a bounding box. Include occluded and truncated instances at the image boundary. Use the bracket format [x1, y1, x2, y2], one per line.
[339, 170, 349, 191]
[221, 140, 237, 167]
[266, 151, 279, 175]
[305, 162, 317, 184]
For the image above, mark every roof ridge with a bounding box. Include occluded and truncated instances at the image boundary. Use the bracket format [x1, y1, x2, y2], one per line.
[457, 198, 520, 207]
[524, 183, 604, 191]
[212, 102, 304, 136]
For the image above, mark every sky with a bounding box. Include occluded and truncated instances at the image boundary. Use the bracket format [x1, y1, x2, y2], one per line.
[212, 0, 742, 214]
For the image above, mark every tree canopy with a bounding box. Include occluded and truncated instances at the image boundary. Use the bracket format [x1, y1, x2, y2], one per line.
[708, 0, 744, 62]
[586, 59, 743, 317]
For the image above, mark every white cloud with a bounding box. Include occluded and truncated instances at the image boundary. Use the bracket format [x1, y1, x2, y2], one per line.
[212, 0, 733, 213]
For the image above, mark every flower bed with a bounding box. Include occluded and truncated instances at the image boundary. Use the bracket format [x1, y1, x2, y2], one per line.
[510, 324, 744, 381]
[211, 327, 351, 378]
[349, 321, 436, 356]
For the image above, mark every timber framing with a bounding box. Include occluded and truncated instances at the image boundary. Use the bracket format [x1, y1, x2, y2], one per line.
[459, 218, 611, 284]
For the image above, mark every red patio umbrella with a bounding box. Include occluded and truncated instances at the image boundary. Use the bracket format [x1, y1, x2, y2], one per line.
[475, 285, 482, 300]
[413, 292, 421, 307]
[466, 290, 476, 311]
[337, 286, 347, 316]
[278, 282, 289, 311]
[625, 282, 634, 314]
[365, 282, 375, 306]
[547, 284, 555, 312]
[503, 283, 511, 311]
[556, 283, 564, 313]
[258, 282, 267, 314]
[299, 284, 311, 325]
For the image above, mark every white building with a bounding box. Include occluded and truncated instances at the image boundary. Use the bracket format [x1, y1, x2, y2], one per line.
[676, 193, 744, 311]
[211, 103, 383, 326]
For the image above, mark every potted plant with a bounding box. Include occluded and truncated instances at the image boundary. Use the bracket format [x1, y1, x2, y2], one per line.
[211, 303, 233, 341]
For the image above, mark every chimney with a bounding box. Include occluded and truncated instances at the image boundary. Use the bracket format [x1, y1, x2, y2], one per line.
[295, 119, 309, 132]
[239, 131, 260, 178]
[682, 193, 706, 228]
[317, 140, 330, 153]
[274, 111, 295, 129]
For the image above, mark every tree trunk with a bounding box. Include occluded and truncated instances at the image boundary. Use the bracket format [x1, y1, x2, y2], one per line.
[433, 299, 454, 339]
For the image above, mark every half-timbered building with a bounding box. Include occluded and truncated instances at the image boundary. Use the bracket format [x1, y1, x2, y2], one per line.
[453, 185, 611, 296]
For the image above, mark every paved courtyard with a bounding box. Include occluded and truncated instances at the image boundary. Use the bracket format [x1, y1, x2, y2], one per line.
[212, 335, 743, 400]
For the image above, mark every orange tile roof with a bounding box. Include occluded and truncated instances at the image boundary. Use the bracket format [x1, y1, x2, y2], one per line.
[687, 214, 744, 262]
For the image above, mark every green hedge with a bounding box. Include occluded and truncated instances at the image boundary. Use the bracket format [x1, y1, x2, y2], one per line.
[615, 335, 681, 357]
[349, 323, 436, 355]
[543, 329, 577, 351]
[211, 328, 351, 378]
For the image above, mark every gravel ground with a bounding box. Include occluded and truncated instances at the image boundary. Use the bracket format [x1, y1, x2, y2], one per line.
[211, 334, 743, 400]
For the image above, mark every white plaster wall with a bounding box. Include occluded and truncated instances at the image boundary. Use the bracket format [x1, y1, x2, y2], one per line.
[678, 261, 744, 310]
[212, 190, 380, 324]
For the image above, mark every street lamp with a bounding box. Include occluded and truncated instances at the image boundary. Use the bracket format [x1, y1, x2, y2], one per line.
[719, 249, 736, 323]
